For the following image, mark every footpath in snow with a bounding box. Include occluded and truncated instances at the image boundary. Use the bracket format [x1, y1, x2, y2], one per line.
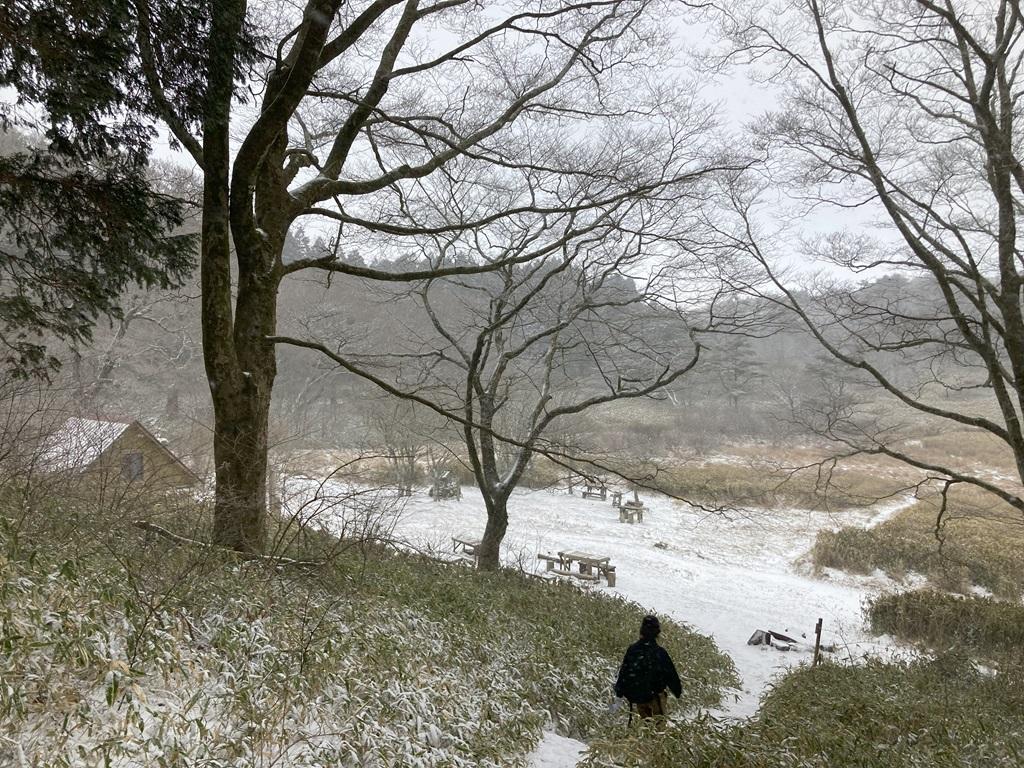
[291, 480, 911, 765]
[368, 485, 909, 718]
[527, 732, 587, 768]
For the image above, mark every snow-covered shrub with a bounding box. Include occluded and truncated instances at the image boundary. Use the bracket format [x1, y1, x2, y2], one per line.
[1, 500, 735, 767]
[584, 655, 1024, 768]
[812, 495, 1024, 599]
[868, 590, 1024, 663]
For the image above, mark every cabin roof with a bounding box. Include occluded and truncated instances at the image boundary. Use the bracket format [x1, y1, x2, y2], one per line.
[39, 417, 132, 472]
[39, 417, 200, 484]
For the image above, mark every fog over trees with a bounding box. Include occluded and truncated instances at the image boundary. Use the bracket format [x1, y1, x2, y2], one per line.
[3, 0, 1024, 552]
[131, 0, 754, 553]
[705, 0, 1024, 516]
[9, 4, 1024, 764]
[278, 177, 761, 567]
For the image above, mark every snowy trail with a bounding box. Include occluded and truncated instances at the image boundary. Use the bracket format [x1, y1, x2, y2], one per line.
[294, 481, 912, 766]
[527, 732, 586, 768]
[381, 486, 909, 718]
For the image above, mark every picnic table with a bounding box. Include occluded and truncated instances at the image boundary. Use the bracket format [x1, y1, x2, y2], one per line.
[618, 500, 644, 524]
[452, 535, 481, 563]
[568, 480, 608, 500]
[537, 550, 616, 587]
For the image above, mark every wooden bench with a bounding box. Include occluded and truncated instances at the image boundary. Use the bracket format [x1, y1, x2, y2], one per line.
[538, 552, 613, 584]
[550, 567, 599, 581]
[452, 536, 481, 563]
[537, 552, 566, 570]
[554, 550, 617, 587]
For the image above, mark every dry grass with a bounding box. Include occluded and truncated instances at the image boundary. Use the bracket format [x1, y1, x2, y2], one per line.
[812, 488, 1024, 599]
[905, 430, 1017, 476]
[869, 590, 1024, 664]
[515, 446, 919, 510]
[648, 460, 911, 510]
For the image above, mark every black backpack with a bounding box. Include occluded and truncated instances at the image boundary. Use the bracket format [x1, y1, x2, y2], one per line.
[618, 643, 661, 704]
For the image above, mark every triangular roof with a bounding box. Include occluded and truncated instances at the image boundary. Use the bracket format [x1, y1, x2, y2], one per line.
[39, 417, 200, 483]
[128, 420, 201, 484]
[39, 417, 132, 472]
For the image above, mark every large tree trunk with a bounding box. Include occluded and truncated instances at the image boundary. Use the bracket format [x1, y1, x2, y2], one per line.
[201, 164, 279, 554]
[200, 0, 272, 553]
[210, 375, 271, 552]
[210, 403, 269, 551]
[477, 493, 509, 571]
[201, 0, 339, 553]
[206, 250, 280, 553]
[201, 187, 281, 553]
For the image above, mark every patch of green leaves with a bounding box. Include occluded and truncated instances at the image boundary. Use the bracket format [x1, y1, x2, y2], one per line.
[584, 655, 1024, 768]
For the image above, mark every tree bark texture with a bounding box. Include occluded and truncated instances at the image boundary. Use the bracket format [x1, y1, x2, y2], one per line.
[202, 0, 283, 553]
[477, 492, 510, 571]
[204, 218, 283, 552]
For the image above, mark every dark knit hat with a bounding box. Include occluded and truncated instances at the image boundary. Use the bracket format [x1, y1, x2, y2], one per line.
[640, 614, 661, 639]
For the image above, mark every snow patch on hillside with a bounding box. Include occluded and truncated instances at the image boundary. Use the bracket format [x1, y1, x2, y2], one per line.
[528, 732, 586, 768]
[291, 483, 915, 719]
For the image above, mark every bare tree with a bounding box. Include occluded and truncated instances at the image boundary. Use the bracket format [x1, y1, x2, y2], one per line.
[706, 0, 1024, 515]
[273, 160, 752, 568]
[66, 289, 201, 407]
[130, 0, 750, 552]
[361, 397, 433, 496]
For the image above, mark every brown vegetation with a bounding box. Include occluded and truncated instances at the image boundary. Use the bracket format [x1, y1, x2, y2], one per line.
[812, 489, 1024, 599]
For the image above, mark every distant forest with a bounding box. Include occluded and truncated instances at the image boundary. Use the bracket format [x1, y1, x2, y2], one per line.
[39, 223, 980, 467]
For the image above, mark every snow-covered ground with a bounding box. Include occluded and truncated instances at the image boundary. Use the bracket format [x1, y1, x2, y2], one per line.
[374, 486, 910, 717]
[527, 732, 586, 768]
[292, 480, 913, 719]
[288, 480, 914, 766]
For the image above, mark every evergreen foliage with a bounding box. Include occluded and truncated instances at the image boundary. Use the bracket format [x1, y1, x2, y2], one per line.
[0, 144, 194, 376]
[0, 0, 267, 377]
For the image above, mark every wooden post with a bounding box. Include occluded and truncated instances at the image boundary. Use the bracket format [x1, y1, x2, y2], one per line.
[812, 618, 823, 666]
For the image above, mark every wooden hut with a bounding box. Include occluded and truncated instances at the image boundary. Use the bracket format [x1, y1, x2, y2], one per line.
[39, 417, 199, 490]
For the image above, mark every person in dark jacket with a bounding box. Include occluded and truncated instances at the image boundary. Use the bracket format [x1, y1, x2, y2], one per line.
[614, 614, 682, 719]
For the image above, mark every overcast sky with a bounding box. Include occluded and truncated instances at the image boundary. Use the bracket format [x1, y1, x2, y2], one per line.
[92, 6, 888, 282]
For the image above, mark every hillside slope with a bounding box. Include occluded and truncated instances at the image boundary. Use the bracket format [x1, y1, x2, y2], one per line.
[0, 499, 736, 767]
